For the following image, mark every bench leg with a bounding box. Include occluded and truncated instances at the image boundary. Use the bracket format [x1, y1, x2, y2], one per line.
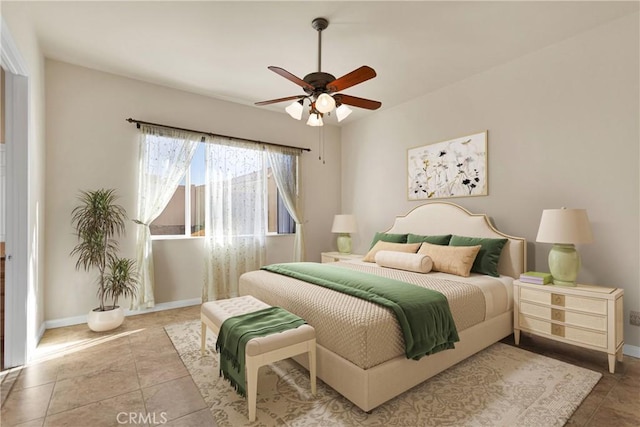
[246, 357, 260, 422]
[309, 339, 316, 395]
[200, 322, 207, 356]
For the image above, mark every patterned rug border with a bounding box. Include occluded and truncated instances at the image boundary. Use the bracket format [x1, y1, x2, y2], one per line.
[165, 320, 601, 427]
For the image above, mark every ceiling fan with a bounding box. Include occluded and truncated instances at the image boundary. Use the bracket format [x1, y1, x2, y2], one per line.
[255, 17, 382, 126]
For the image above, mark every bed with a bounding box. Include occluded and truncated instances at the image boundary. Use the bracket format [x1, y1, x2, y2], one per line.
[239, 202, 526, 412]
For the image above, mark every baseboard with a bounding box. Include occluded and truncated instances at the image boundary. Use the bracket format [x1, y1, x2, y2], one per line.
[43, 298, 202, 329]
[624, 343, 640, 359]
[37, 322, 46, 342]
[44, 314, 87, 330]
[125, 298, 202, 317]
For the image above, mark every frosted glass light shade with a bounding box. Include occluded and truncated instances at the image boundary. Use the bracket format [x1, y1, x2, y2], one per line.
[285, 100, 304, 120]
[315, 93, 336, 114]
[306, 113, 323, 127]
[336, 104, 353, 122]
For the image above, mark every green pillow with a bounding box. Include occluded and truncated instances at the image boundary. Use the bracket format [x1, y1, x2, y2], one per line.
[369, 232, 408, 249]
[407, 233, 452, 246]
[448, 235, 508, 277]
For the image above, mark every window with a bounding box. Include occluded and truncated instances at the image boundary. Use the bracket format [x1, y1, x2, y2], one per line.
[150, 142, 296, 237]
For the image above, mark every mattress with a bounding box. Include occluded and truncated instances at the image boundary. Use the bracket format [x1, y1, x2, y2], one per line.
[239, 260, 513, 369]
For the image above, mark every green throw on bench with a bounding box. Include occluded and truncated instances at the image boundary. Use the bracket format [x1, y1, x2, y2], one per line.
[215, 306, 306, 397]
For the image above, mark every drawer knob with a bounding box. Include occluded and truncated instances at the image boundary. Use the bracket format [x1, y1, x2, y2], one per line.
[551, 309, 565, 322]
[552, 324, 565, 337]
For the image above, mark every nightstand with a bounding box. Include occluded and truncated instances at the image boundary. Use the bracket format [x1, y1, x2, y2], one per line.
[320, 251, 363, 263]
[513, 280, 624, 373]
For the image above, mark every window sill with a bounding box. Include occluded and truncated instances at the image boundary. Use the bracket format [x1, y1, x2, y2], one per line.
[151, 235, 203, 241]
[151, 233, 294, 241]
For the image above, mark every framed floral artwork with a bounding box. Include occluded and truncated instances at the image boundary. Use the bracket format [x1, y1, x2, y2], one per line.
[407, 131, 487, 200]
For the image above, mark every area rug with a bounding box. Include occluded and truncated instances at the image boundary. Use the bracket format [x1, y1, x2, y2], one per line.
[165, 320, 601, 426]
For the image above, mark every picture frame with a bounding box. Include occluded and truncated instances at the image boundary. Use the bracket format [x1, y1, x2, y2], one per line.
[407, 131, 488, 200]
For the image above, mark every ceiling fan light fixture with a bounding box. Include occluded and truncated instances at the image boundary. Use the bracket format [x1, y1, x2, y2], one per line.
[306, 113, 323, 127]
[255, 17, 381, 125]
[315, 93, 336, 114]
[285, 99, 304, 120]
[336, 104, 353, 122]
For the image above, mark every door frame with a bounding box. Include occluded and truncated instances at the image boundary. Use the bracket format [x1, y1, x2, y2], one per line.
[1, 17, 30, 369]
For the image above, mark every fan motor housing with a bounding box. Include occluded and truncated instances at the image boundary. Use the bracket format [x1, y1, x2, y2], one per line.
[303, 72, 336, 94]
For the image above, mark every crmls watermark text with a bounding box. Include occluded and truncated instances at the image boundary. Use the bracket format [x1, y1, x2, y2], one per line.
[116, 412, 168, 425]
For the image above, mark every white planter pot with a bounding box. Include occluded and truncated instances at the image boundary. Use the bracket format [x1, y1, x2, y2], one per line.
[87, 306, 125, 332]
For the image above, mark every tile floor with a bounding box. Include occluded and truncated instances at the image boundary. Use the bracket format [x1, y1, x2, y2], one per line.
[1, 305, 639, 426]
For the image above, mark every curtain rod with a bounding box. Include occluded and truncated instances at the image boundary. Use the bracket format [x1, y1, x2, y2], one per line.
[126, 118, 311, 152]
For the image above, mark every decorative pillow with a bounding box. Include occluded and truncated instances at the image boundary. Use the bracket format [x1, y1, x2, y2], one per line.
[369, 232, 408, 249]
[406, 233, 452, 246]
[417, 242, 481, 277]
[375, 250, 433, 273]
[448, 235, 508, 277]
[363, 241, 421, 263]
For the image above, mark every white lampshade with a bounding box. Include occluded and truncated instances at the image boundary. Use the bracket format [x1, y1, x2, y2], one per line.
[315, 93, 336, 114]
[285, 100, 304, 120]
[336, 104, 353, 122]
[331, 214, 358, 233]
[536, 208, 593, 244]
[306, 113, 323, 127]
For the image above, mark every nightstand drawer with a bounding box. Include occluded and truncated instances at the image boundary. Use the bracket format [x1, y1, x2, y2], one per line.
[321, 252, 363, 263]
[518, 315, 607, 348]
[519, 301, 607, 331]
[520, 287, 607, 314]
[321, 255, 339, 263]
[514, 280, 624, 374]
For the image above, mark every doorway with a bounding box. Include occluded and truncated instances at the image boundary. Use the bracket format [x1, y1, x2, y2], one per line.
[1, 19, 30, 369]
[0, 67, 4, 369]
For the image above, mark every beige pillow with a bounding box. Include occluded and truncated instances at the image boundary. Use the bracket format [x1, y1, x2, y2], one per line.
[418, 242, 481, 277]
[375, 250, 433, 273]
[363, 241, 421, 263]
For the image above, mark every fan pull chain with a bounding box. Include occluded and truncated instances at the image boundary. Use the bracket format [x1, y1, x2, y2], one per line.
[318, 127, 325, 164]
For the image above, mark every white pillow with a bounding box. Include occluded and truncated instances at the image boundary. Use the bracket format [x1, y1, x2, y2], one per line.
[375, 250, 433, 274]
[362, 241, 421, 263]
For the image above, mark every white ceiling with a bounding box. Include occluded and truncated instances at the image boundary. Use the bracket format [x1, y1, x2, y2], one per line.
[5, 1, 639, 124]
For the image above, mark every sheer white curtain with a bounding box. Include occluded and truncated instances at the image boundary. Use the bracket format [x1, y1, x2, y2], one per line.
[132, 125, 200, 309]
[266, 148, 304, 261]
[202, 137, 267, 301]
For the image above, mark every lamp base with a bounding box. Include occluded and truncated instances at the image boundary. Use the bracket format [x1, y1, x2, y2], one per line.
[337, 234, 352, 254]
[549, 243, 580, 287]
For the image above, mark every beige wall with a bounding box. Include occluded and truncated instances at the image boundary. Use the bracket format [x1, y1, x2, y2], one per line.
[44, 60, 341, 321]
[341, 13, 640, 348]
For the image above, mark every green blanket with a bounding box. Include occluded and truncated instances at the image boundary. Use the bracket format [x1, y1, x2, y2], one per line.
[262, 262, 459, 360]
[215, 306, 306, 397]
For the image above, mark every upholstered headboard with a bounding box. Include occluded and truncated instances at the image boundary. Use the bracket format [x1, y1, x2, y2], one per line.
[385, 202, 526, 278]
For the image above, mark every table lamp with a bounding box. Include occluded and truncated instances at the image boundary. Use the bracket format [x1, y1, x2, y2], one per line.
[331, 214, 358, 254]
[536, 208, 593, 286]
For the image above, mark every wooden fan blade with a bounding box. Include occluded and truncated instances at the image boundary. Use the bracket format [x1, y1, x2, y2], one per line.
[335, 94, 382, 110]
[268, 66, 315, 91]
[255, 95, 305, 106]
[326, 66, 377, 93]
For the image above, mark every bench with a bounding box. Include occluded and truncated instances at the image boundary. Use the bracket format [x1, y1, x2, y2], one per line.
[201, 295, 316, 422]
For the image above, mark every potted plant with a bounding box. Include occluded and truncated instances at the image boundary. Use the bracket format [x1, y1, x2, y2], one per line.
[71, 189, 139, 331]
